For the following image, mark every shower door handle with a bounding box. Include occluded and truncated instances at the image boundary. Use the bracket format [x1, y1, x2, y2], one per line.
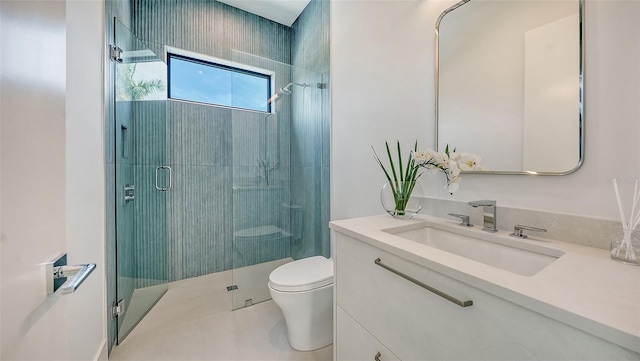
[155, 165, 172, 191]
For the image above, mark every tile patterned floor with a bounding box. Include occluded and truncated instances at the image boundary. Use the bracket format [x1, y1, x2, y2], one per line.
[109, 271, 333, 361]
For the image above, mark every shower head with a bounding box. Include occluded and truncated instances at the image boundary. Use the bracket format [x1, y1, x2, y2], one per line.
[279, 82, 307, 95]
[267, 82, 308, 104]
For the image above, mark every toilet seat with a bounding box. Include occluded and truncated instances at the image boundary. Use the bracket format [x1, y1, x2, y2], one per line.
[269, 256, 333, 292]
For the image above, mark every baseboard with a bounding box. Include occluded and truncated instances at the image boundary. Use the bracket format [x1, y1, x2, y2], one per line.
[93, 338, 108, 361]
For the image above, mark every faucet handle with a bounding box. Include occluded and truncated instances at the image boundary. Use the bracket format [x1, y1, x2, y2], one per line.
[448, 213, 473, 227]
[510, 225, 547, 239]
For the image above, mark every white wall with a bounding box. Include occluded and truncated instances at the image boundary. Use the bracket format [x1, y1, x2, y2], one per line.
[331, 0, 436, 220]
[1, 1, 69, 358]
[0, 0, 106, 360]
[66, 1, 107, 359]
[330, 0, 640, 221]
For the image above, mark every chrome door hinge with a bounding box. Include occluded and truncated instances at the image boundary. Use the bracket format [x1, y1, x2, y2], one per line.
[109, 45, 123, 63]
[112, 299, 125, 318]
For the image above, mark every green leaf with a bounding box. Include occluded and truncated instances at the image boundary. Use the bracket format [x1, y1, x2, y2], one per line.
[372, 146, 393, 184]
[385, 142, 398, 184]
[404, 140, 417, 182]
[397, 141, 404, 183]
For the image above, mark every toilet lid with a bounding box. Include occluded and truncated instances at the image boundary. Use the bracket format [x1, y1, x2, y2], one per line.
[269, 256, 333, 292]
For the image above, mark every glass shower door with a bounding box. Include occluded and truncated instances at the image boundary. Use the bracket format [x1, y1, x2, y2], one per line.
[229, 50, 327, 310]
[114, 18, 169, 342]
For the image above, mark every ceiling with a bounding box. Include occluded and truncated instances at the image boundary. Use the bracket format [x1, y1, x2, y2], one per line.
[216, 0, 311, 27]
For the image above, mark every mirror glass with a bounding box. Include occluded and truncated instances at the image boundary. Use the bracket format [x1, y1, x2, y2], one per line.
[436, 0, 583, 174]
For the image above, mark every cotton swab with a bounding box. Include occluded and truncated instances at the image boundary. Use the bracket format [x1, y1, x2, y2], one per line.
[630, 180, 639, 229]
[613, 178, 629, 230]
[632, 209, 640, 230]
[613, 179, 631, 261]
[626, 181, 640, 230]
[631, 182, 640, 230]
[632, 213, 640, 230]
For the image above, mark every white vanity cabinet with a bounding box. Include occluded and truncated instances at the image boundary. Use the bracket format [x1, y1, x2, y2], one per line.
[336, 306, 400, 361]
[334, 232, 640, 361]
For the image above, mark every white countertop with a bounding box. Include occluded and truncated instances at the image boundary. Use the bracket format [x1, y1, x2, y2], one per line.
[329, 214, 640, 354]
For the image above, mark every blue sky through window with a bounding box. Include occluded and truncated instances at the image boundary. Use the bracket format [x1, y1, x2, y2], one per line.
[169, 54, 270, 112]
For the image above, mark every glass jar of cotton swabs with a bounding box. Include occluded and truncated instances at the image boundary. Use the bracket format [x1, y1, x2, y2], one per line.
[611, 228, 640, 265]
[611, 179, 640, 265]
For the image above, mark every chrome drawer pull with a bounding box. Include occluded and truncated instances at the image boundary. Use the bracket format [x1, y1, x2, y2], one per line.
[374, 351, 382, 361]
[374, 258, 473, 308]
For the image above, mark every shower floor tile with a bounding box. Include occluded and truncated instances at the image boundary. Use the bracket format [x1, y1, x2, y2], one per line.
[109, 271, 333, 361]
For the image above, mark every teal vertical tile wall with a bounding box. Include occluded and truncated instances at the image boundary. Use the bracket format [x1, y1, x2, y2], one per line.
[108, 0, 330, 296]
[291, 0, 331, 259]
[231, 109, 292, 268]
[166, 101, 234, 280]
[131, 0, 291, 64]
[228, 53, 294, 268]
[131, 101, 168, 287]
[178, 165, 232, 278]
[129, 0, 297, 281]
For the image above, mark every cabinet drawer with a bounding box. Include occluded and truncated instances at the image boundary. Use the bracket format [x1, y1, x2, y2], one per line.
[337, 305, 400, 361]
[335, 233, 640, 360]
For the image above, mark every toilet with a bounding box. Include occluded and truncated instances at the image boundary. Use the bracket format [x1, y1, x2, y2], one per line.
[268, 256, 334, 351]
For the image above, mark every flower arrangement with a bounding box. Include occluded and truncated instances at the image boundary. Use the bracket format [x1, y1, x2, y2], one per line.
[412, 145, 483, 194]
[373, 141, 484, 217]
[372, 141, 422, 217]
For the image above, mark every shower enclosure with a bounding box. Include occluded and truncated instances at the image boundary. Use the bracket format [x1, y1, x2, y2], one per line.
[113, 19, 170, 343]
[110, 18, 329, 345]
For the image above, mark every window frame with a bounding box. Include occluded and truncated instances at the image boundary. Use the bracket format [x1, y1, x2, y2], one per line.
[165, 47, 275, 113]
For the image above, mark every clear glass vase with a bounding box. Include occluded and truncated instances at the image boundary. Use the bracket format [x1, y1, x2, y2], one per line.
[380, 181, 424, 219]
[610, 227, 640, 266]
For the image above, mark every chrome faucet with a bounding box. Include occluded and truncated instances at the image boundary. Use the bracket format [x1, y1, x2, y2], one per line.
[468, 200, 497, 232]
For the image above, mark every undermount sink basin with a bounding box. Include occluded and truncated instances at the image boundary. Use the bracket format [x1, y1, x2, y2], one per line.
[384, 223, 565, 276]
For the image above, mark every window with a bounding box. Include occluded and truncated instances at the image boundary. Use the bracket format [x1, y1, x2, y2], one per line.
[168, 52, 272, 113]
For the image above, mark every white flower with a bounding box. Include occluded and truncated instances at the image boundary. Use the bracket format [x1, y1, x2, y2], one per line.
[412, 145, 483, 194]
[434, 152, 447, 164]
[448, 160, 461, 178]
[412, 151, 432, 162]
[458, 152, 482, 171]
[445, 179, 460, 193]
